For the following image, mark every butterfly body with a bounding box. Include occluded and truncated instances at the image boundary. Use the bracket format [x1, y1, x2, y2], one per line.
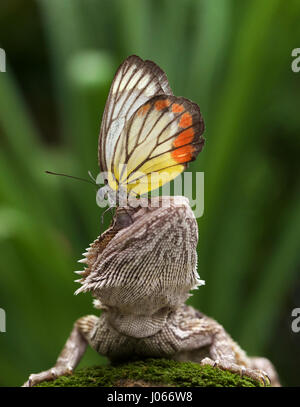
[97, 55, 205, 208]
[97, 183, 128, 208]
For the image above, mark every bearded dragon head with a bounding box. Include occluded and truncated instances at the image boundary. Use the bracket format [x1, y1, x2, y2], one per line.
[75, 196, 204, 314]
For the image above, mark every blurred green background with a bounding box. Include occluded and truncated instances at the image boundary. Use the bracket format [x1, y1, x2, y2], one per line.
[0, 0, 300, 387]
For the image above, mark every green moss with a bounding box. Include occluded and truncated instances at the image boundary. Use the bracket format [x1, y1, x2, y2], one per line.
[36, 358, 262, 387]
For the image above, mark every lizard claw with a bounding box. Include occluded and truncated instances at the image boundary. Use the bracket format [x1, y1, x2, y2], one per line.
[240, 366, 246, 377]
[240, 368, 270, 387]
[22, 366, 73, 387]
[213, 359, 220, 368]
[258, 370, 271, 387]
[200, 357, 271, 386]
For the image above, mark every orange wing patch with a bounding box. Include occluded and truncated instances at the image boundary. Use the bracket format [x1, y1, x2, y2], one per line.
[171, 145, 195, 163]
[179, 112, 192, 128]
[137, 103, 151, 116]
[155, 99, 171, 111]
[114, 94, 205, 193]
[172, 103, 184, 113]
[173, 128, 194, 147]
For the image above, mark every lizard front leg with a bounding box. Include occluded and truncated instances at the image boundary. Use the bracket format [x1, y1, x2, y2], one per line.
[172, 306, 276, 386]
[199, 356, 271, 386]
[199, 329, 279, 386]
[22, 315, 98, 387]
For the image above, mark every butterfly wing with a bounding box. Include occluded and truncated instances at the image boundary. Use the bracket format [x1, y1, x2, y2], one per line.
[112, 95, 205, 195]
[98, 55, 173, 176]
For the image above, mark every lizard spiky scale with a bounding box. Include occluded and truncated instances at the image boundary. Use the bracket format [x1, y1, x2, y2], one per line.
[23, 196, 280, 387]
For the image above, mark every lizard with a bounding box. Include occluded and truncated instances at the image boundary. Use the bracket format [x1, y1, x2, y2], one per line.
[23, 195, 280, 387]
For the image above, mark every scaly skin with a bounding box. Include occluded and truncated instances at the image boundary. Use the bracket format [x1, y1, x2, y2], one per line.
[23, 197, 280, 387]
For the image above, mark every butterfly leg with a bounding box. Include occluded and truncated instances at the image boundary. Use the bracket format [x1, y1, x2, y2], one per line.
[101, 206, 115, 224]
[22, 315, 98, 387]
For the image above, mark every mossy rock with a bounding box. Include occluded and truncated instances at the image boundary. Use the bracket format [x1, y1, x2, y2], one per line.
[36, 358, 262, 387]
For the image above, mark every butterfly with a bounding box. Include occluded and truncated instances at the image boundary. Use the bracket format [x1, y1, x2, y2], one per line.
[97, 55, 205, 207]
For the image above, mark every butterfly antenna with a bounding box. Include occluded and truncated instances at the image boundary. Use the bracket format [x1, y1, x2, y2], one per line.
[88, 170, 97, 184]
[45, 171, 97, 186]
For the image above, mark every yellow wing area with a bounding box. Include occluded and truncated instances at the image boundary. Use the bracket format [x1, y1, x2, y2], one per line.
[127, 164, 185, 196]
[107, 95, 205, 195]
